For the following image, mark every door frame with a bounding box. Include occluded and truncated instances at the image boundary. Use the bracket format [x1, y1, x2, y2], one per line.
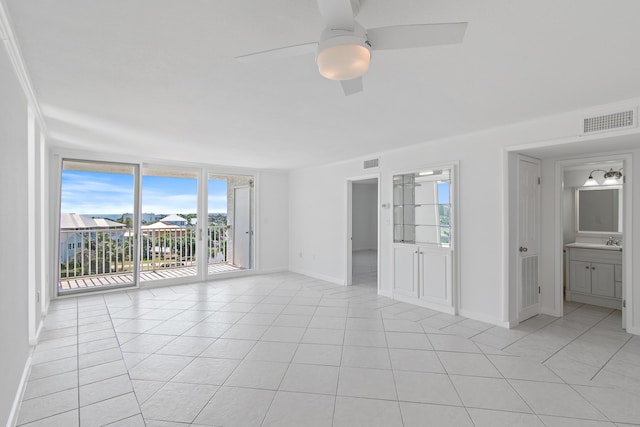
[345, 173, 380, 289]
[554, 154, 633, 329]
[54, 157, 142, 296]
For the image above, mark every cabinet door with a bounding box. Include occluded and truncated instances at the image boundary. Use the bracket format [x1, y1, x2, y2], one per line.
[418, 248, 451, 307]
[570, 261, 591, 293]
[393, 246, 419, 297]
[591, 263, 615, 297]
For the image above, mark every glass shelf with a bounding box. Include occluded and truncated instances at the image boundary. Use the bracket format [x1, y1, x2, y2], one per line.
[393, 170, 452, 246]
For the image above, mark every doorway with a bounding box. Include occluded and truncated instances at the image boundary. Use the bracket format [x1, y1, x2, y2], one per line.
[507, 147, 632, 332]
[347, 177, 379, 287]
[558, 157, 627, 330]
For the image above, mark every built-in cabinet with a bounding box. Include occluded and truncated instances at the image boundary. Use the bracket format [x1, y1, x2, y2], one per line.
[392, 167, 455, 313]
[566, 245, 622, 309]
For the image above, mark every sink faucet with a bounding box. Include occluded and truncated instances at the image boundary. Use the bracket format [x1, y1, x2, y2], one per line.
[606, 236, 616, 246]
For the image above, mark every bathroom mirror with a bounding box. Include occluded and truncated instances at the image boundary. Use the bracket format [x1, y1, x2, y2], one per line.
[393, 169, 452, 246]
[576, 186, 622, 233]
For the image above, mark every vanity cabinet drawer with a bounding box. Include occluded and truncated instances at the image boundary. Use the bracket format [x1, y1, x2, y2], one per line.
[569, 248, 622, 264]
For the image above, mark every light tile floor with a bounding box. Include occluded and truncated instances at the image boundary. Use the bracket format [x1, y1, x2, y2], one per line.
[16, 272, 640, 426]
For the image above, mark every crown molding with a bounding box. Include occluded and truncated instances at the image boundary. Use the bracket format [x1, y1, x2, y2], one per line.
[0, 0, 47, 132]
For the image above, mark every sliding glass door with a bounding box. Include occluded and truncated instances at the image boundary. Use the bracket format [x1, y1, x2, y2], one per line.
[58, 160, 254, 295]
[58, 160, 138, 294]
[139, 167, 199, 283]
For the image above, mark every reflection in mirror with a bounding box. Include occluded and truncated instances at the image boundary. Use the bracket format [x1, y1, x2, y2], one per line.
[576, 187, 622, 233]
[393, 169, 452, 246]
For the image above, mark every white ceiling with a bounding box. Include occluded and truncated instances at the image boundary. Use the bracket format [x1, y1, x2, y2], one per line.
[6, 0, 640, 169]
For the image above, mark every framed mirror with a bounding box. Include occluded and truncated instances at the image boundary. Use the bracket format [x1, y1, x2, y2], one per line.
[576, 186, 622, 233]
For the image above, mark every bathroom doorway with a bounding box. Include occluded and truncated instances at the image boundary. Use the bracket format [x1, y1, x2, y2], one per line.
[558, 156, 627, 330]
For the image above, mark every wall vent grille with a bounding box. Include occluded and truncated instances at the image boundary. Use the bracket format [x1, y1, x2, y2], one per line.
[582, 109, 636, 134]
[363, 158, 379, 169]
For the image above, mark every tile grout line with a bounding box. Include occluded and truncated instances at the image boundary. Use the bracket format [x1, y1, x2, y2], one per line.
[540, 308, 616, 365]
[423, 332, 477, 426]
[381, 315, 407, 427]
[589, 333, 633, 381]
[258, 283, 324, 427]
[103, 292, 149, 427]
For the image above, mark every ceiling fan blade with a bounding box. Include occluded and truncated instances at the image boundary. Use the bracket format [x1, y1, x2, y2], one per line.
[367, 22, 468, 50]
[316, 0, 355, 30]
[235, 42, 317, 63]
[340, 77, 363, 96]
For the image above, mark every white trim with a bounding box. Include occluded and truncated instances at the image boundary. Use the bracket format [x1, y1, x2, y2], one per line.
[378, 289, 393, 298]
[288, 268, 344, 286]
[393, 292, 456, 315]
[6, 353, 33, 427]
[458, 308, 512, 328]
[0, 0, 46, 131]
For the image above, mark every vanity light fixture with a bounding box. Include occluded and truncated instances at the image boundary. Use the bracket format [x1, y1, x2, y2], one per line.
[584, 168, 623, 186]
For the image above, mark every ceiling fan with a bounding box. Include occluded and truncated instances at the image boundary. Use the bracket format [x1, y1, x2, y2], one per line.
[235, 0, 468, 96]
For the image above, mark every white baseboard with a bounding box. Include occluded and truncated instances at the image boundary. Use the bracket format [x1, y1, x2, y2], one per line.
[7, 353, 33, 427]
[257, 267, 288, 275]
[29, 317, 45, 347]
[626, 325, 640, 336]
[378, 289, 393, 298]
[540, 307, 562, 317]
[392, 293, 456, 315]
[458, 308, 512, 328]
[288, 268, 345, 286]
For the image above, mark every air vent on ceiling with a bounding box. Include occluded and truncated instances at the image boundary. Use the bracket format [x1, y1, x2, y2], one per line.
[582, 109, 637, 135]
[363, 158, 379, 169]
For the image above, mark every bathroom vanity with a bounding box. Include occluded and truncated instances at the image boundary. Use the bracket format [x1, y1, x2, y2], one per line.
[565, 242, 622, 309]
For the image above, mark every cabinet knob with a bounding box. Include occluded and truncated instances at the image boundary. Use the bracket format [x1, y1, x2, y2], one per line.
[585, 266, 590, 269]
[592, 267, 596, 270]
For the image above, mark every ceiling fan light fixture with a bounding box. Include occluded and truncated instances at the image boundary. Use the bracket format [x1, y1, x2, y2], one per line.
[317, 43, 370, 80]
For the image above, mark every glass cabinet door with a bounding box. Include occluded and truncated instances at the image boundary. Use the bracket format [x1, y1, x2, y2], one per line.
[393, 169, 452, 247]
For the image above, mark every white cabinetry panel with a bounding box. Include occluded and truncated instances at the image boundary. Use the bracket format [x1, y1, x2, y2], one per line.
[393, 246, 418, 298]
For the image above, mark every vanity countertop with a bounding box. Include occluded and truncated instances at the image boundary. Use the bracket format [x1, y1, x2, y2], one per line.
[565, 242, 622, 251]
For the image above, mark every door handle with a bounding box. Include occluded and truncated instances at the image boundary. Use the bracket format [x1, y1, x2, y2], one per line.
[519, 246, 528, 253]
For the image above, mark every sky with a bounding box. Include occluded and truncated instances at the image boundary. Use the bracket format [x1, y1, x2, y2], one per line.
[61, 170, 228, 215]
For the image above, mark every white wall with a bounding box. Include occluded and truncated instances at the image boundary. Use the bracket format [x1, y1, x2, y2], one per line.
[290, 98, 640, 329]
[352, 183, 377, 251]
[257, 171, 289, 273]
[0, 40, 31, 425]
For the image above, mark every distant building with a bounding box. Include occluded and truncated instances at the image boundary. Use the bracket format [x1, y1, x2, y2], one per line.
[59, 213, 127, 262]
[159, 214, 187, 226]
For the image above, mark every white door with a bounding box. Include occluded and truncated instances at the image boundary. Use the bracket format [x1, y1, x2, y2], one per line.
[517, 157, 541, 321]
[233, 186, 251, 269]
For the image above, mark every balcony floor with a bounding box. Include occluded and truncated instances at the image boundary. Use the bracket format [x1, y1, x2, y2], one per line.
[59, 263, 241, 291]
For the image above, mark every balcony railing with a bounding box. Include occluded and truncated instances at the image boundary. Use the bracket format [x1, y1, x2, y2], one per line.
[59, 225, 232, 289]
